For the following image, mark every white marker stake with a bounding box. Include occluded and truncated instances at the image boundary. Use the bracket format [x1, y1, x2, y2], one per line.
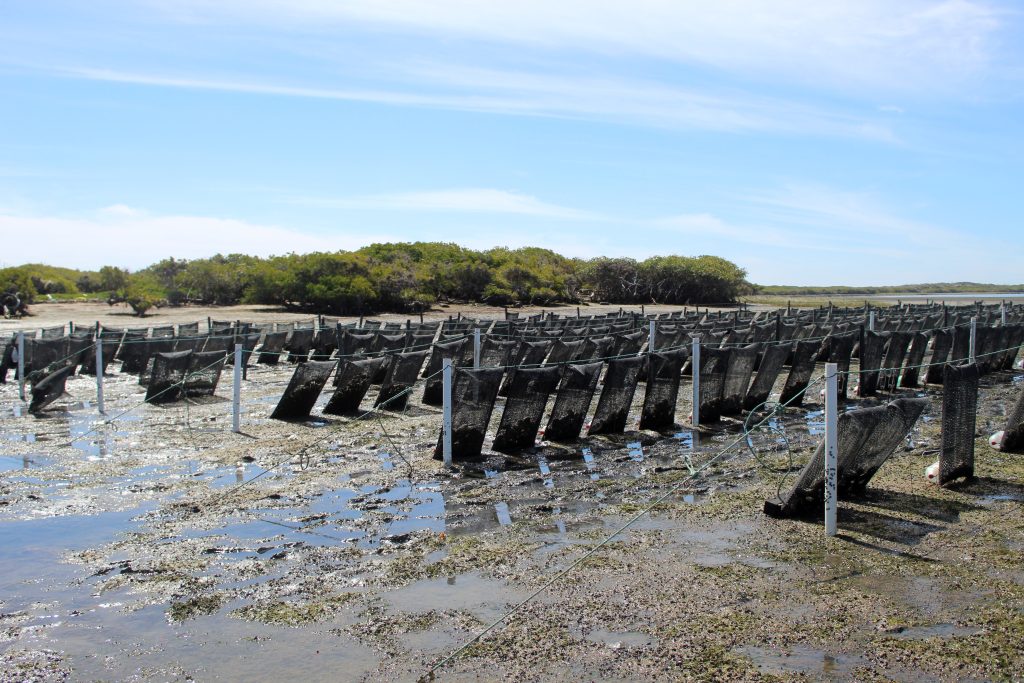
[17, 332, 25, 401]
[691, 336, 701, 430]
[969, 316, 977, 364]
[95, 340, 105, 414]
[232, 343, 242, 433]
[473, 328, 481, 369]
[1001, 302, 1007, 326]
[868, 310, 875, 332]
[648, 320, 656, 354]
[825, 362, 839, 537]
[442, 358, 453, 468]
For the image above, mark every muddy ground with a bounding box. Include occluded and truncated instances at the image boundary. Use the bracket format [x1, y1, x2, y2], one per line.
[0, 318, 1022, 682]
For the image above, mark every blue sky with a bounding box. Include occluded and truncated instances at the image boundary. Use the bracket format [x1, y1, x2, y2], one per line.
[1, 1, 1022, 285]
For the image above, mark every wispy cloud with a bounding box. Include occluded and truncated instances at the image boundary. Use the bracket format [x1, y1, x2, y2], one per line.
[159, 0, 1005, 94]
[59, 65, 898, 141]
[0, 206, 385, 270]
[288, 188, 603, 220]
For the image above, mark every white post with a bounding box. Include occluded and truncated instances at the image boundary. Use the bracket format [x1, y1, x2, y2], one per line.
[1001, 302, 1007, 326]
[95, 340, 105, 414]
[648, 320, 656, 353]
[969, 316, 977, 364]
[442, 358, 453, 468]
[473, 327, 481, 369]
[691, 335, 701, 430]
[16, 332, 25, 402]
[868, 310, 875, 332]
[232, 343, 242, 433]
[824, 362, 839, 537]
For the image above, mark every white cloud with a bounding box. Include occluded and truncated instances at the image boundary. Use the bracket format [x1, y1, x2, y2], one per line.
[287, 188, 603, 220]
[161, 0, 1004, 93]
[61, 65, 897, 141]
[0, 207, 384, 270]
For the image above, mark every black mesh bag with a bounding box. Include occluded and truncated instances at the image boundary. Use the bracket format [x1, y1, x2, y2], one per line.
[433, 367, 504, 461]
[421, 338, 470, 405]
[374, 350, 428, 411]
[492, 365, 561, 452]
[145, 350, 193, 404]
[589, 356, 644, 434]
[544, 361, 602, 442]
[743, 342, 790, 410]
[765, 397, 928, 518]
[29, 365, 76, 413]
[939, 363, 978, 484]
[269, 360, 336, 421]
[639, 350, 685, 430]
[324, 357, 386, 415]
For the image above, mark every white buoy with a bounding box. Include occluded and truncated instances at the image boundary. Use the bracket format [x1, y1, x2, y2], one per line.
[988, 431, 1005, 450]
[924, 461, 940, 483]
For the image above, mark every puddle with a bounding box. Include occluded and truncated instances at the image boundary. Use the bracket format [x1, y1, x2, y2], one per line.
[581, 447, 600, 480]
[584, 628, 657, 649]
[383, 571, 527, 623]
[494, 501, 513, 526]
[735, 645, 867, 678]
[886, 623, 982, 639]
[627, 440, 644, 462]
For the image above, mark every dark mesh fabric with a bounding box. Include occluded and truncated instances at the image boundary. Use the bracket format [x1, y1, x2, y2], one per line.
[40, 325, 64, 339]
[145, 351, 193, 404]
[433, 367, 504, 461]
[78, 333, 119, 376]
[827, 332, 857, 399]
[200, 334, 233, 355]
[408, 332, 437, 351]
[899, 333, 929, 388]
[421, 338, 470, 405]
[878, 331, 911, 392]
[951, 323, 972, 365]
[779, 339, 819, 407]
[857, 331, 885, 396]
[137, 339, 176, 385]
[480, 338, 519, 368]
[341, 331, 375, 357]
[579, 336, 615, 362]
[546, 339, 584, 366]
[743, 343, 790, 410]
[0, 335, 14, 383]
[765, 398, 928, 518]
[374, 350, 429, 411]
[67, 332, 94, 370]
[178, 322, 200, 336]
[26, 337, 67, 375]
[269, 360, 336, 421]
[324, 357, 386, 415]
[151, 325, 175, 338]
[257, 331, 288, 365]
[544, 361, 602, 442]
[184, 350, 227, 397]
[999, 382, 1024, 452]
[998, 325, 1023, 370]
[613, 331, 646, 357]
[373, 332, 408, 354]
[939, 363, 979, 484]
[924, 329, 953, 384]
[29, 365, 76, 413]
[234, 332, 261, 369]
[498, 340, 553, 397]
[285, 328, 315, 362]
[589, 356, 644, 434]
[697, 346, 729, 422]
[172, 335, 204, 353]
[492, 365, 561, 452]
[721, 344, 759, 415]
[115, 332, 145, 368]
[639, 350, 685, 430]
[310, 328, 339, 360]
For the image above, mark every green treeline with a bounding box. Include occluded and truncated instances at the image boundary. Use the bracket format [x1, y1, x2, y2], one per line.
[0, 243, 750, 315]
